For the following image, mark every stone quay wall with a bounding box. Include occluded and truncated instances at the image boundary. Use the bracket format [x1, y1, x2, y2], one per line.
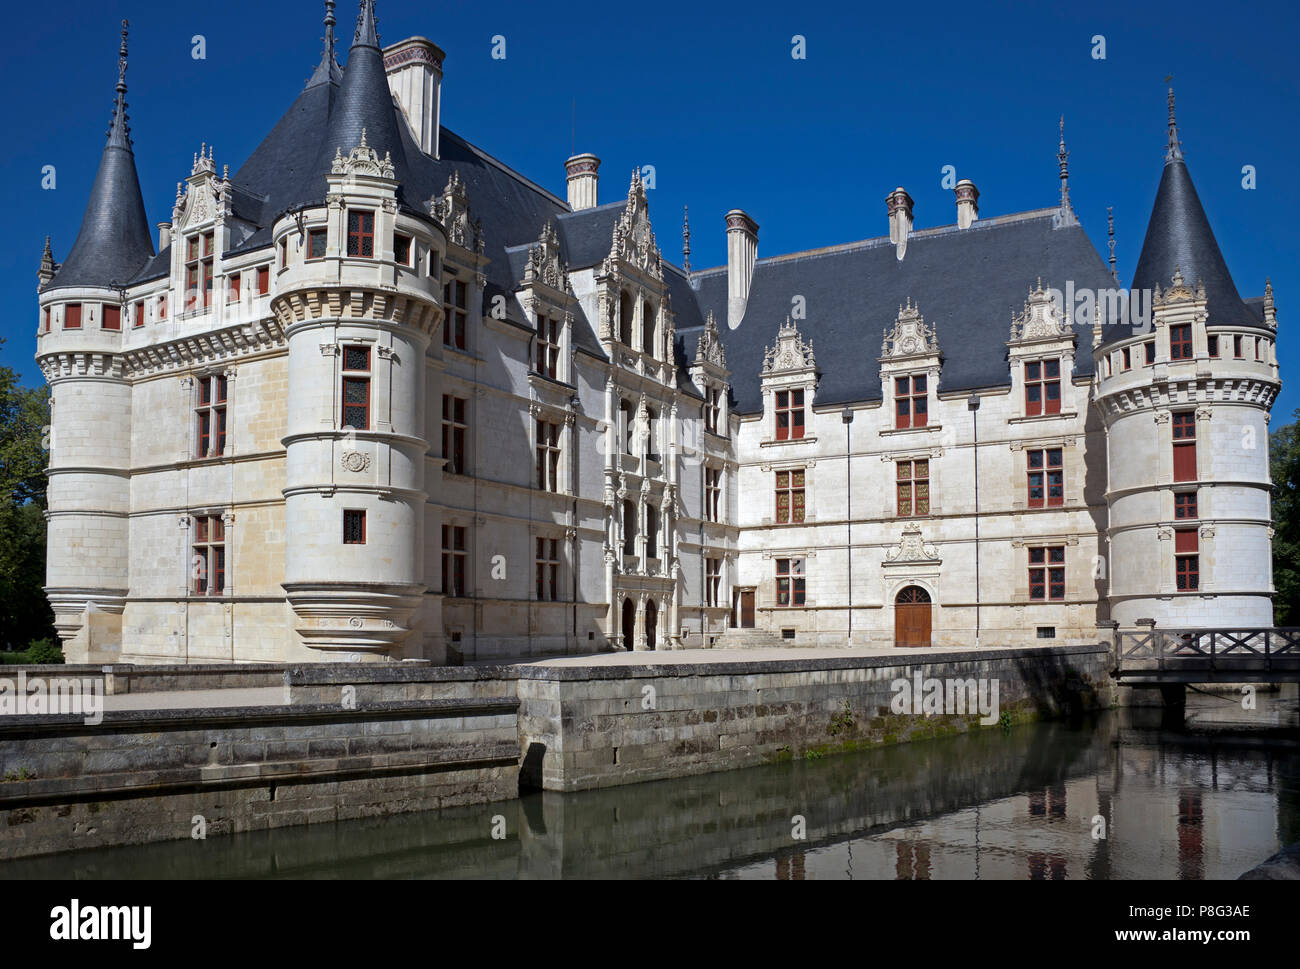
[517, 644, 1112, 791]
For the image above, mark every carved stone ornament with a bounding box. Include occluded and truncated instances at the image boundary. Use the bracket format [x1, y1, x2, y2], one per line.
[881, 298, 939, 359]
[341, 451, 371, 472]
[884, 522, 940, 563]
[1009, 278, 1070, 342]
[522, 220, 567, 290]
[1153, 266, 1200, 307]
[695, 311, 727, 369]
[330, 128, 395, 180]
[432, 170, 482, 252]
[762, 317, 816, 375]
[599, 171, 662, 281]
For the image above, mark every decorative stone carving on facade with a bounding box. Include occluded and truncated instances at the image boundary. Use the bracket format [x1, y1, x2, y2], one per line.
[1152, 266, 1202, 307]
[1009, 279, 1070, 342]
[762, 317, 815, 375]
[881, 298, 938, 359]
[884, 522, 940, 563]
[330, 129, 395, 180]
[695, 311, 727, 369]
[340, 451, 371, 472]
[175, 143, 230, 230]
[1199, 524, 1216, 540]
[600, 171, 662, 281]
[521, 220, 566, 291]
[431, 170, 482, 252]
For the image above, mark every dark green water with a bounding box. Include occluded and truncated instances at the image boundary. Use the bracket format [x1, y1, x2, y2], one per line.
[4, 692, 1297, 879]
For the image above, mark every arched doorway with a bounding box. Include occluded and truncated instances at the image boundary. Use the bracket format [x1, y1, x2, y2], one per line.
[894, 586, 931, 648]
[645, 599, 658, 651]
[621, 598, 635, 651]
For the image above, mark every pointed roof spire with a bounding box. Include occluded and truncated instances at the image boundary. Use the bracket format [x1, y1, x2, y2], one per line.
[354, 0, 380, 50]
[306, 0, 343, 88]
[1131, 88, 1253, 325]
[1107, 206, 1118, 283]
[37, 236, 57, 288]
[1056, 116, 1077, 226]
[1165, 80, 1183, 163]
[45, 20, 154, 292]
[682, 205, 691, 275]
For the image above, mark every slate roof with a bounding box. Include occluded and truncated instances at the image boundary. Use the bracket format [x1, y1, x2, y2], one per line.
[676, 210, 1120, 416]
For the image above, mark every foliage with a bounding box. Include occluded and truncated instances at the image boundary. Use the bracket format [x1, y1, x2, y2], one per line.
[1270, 410, 1300, 626]
[0, 340, 54, 649]
[827, 699, 855, 736]
[26, 638, 64, 664]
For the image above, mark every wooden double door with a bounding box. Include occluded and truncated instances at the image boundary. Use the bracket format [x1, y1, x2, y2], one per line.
[894, 586, 932, 648]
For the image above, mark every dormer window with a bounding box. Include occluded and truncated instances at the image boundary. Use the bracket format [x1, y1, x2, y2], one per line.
[895, 375, 927, 428]
[1024, 360, 1060, 416]
[775, 389, 805, 440]
[346, 210, 375, 258]
[307, 228, 327, 260]
[535, 312, 560, 379]
[442, 277, 467, 350]
[186, 231, 214, 311]
[705, 386, 722, 434]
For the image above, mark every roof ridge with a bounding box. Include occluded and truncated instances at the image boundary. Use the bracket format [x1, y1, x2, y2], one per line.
[439, 127, 568, 209]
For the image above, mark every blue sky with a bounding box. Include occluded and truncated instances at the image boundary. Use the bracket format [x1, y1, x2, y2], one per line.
[3, 0, 1296, 418]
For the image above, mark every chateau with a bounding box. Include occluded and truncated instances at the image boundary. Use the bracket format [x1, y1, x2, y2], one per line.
[36, 2, 1280, 665]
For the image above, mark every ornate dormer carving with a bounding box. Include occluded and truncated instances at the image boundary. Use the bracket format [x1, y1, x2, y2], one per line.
[431, 170, 482, 252]
[330, 129, 395, 180]
[176, 143, 229, 230]
[762, 317, 815, 375]
[1009, 278, 1070, 343]
[695, 311, 727, 370]
[600, 171, 662, 281]
[1153, 266, 1198, 307]
[884, 522, 940, 563]
[880, 298, 938, 359]
[521, 220, 567, 291]
[1263, 278, 1276, 330]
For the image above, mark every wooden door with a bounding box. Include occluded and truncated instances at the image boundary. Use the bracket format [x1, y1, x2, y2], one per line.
[894, 586, 931, 648]
[737, 589, 755, 629]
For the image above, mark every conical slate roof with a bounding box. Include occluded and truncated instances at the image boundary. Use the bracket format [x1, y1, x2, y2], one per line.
[1129, 91, 1253, 325]
[46, 21, 154, 293]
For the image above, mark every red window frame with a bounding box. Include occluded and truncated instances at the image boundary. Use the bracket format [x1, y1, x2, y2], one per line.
[133, 302, 144, 328]
[1027, 448, 1064, 508]
[535, 537, 559, 601]
[1174, 491, 1198, 520]
[1173, 412, 1197, 482]
[192, 514, 226, 596]
[441, 395, 466, 475]
[897, 459, 930, 517]
[185, 231, 215, 311]
[227, 272, 240, 304]
[1170, 323, 1192, 360]
[776, 389, 805, 440]
[256, 266, 269, 295]
[103, 305, 121, 330]
[341, 345, 371, 431]
[775, 469, 806, 524]
[196, 374, 228, 458]
[1175, 528, 1199, 590]
[1025, 360, 1061, 416]
[443, 277, 467, 350]
[1028, 546, 1065, 600]
[343, 509, 367, 545]
[307, 228, 327, 260]
[895, 375, 928, 428]
[775, 557, 806, 607]
[441, 525, 466, 596]
[347, 210, 375, 258]
[64, 303, 82, 329]
[158, 295, 167, 319]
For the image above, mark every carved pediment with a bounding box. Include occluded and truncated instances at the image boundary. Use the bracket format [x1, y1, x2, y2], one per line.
[431, 170, 482, 253]
[884, 522, 940, 563]
[521, 220, 566, 291]
[330, 129, 395, 180]
[695, 311, 727, 369]
[1153, 266, 1203, 307]
[762, 317, 815, 375]
[175, 143, 230, 229]
[881, 298, 939, 359]
[1009, 278, 1070, 342]
[600, 171, 662, 281]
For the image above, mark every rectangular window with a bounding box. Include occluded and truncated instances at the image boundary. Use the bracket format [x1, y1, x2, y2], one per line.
[896, 459, 930, 517]
[1173, 412, 1196, 482]
[443, 277, 467, 350]
[535, 537, 559, 602]
[103, 305, 121, 330]
[776, 388, 805, 440]
[1170, 323, 1192, 360]
[1207, 335, 1219, 358]
[775, 469, 806, 524]
[1175, 491, 1198, 520]
[341, 345, 371, 431]
[1027, 448, 1064, 508]
[278, 237, 288, 269]
[535, 312, 560, 378]
[343, 509, 366, 545]
[256, 266, 269, 295]
[775, 558, 805, 607]
[64, 303, 82, 329]
[185, 231, 215, 311]
[536, 420, 561, 492]
[705, 386, 722, 435]
[192, 515, 226, 595]
[133, 302, 144, 328]
[895, 375, 928, 428]
[441, 395, 466, 475]
[195, 374, 228, 458]
[1233, 335, 1243, 358]
[705, 466, 722, 523]
[347, 210, 375, 258]
[1028, 546, 1065, 601]
[394, 232, 412, 266]
[441, 525, 466, 596]
[159, 295, 167, 319]
[308, 228, 327, 260]
[227, 272, 240, 304]
[1025, 360, 1061, 416]
[42, 307, 49, 333]
[1122, 347, 1131, 371]
[1175, 529, 1199, 591]
[706, 557, 721, 607]
[1144, 341, 1155, 365]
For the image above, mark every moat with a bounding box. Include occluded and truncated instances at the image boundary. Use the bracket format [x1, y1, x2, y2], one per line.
[3, 691, 1296, 880]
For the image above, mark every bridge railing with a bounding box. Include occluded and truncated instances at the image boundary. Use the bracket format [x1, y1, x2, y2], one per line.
[1115, 627, 1300, 672]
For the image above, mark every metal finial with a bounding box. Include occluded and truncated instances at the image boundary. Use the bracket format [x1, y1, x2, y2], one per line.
[1107, 206, 1117, 282]
[1057, 116, 1074, 221]
[324, 0, 336, 57]
[107, 20, 132, 149]
[682, 205, 691, 275]
[1166, 82, 1183, 162]
[117, 20, 129, 94]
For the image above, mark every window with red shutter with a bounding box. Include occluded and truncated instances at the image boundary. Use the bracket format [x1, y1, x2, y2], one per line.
[257, 266, 269, 295]
[64, 303, 82, 329]
[102, 305, 120, 330]
[1175, 528, 1199, 591]
[134, 302, 144, 327]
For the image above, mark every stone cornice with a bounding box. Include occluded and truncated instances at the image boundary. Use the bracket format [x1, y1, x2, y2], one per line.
[117, 317, 286, 377]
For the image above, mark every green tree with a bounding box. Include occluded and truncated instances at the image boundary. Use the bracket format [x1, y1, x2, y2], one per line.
[1270, 409, 1300, 626]
[0, 338, 54, 649]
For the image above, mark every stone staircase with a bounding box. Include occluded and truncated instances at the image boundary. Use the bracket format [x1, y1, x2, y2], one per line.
[710, 628, 789, 650]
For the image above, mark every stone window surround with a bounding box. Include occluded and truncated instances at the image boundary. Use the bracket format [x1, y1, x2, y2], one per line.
[764, 460, 814, 526]
[178, 509, 235, 598]
[1156, 522, 1216, 597]
[1009, 534, 1079, 602]
[1009, 435, 1079, 510]
[182, 369, 236, 462]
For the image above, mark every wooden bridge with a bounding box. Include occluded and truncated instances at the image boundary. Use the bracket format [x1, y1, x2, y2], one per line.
[1113, 628, 1300, 685]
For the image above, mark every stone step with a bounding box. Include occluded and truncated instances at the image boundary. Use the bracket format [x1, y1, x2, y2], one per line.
[711, 628, 789, 649]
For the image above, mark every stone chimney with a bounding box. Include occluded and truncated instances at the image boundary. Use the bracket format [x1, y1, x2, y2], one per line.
[565, 153, 600, 210]
[384, 37, 445, 159]
[158, 222, 172, 251]
[955, 179, 979, 229]
[725, 209, 759, 330]
[887, 187, 913, 261]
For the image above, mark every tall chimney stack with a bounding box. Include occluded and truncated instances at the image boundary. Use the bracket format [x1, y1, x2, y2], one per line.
[886, 187, 913, 261]
[955, 179, 979, 229]
[565, 153, 600, 210]
[157, 222, 172, 251]
[725, 209, 759, 330]
[384, 37, 445, 159]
